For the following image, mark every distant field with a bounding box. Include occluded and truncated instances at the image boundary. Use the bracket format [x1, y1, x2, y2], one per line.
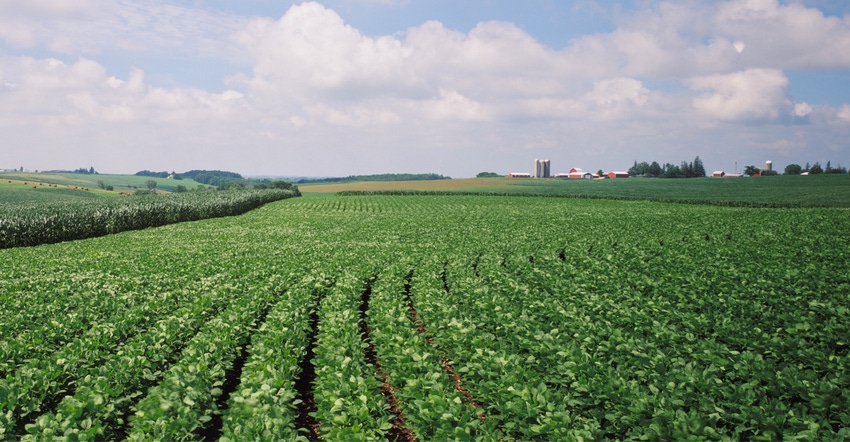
[0, 172, 208, 195]
[302, 174, 850, 208]
[0, 178, 113, 202]
[299, 177, 508, 194]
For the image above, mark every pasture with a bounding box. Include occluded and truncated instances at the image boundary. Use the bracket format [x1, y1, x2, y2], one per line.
[0, 172, 209, 195]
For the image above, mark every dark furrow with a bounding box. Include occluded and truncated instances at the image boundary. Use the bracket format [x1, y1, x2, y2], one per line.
[440, 261, 450, 295]
[359, 274, 418, 441]
[404, 268, 487, 423]
[294, 288, 325, 441]
[195, 298, 277, 440]
[472, 254, 482, 278]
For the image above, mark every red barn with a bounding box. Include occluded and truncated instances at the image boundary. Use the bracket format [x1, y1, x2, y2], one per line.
[607, 171, 629, 178]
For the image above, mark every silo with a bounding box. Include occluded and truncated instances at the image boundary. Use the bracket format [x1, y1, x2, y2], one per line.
[765, 160, 773, 172]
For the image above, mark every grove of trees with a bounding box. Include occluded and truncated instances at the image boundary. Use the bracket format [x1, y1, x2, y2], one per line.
[791, 162, 847, 175]
[628, 156, 706, 178]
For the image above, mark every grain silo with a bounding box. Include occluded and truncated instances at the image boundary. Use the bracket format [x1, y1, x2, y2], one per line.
[765, 160, 773, 172]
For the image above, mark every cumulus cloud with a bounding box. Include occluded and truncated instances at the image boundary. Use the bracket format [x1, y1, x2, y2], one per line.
[0, 56, 244, 126]
[236, 2, 416, 100]
[560, 0, 850, 79]
[230, 2, 655, 131]
[582, 78, 650, 119]
[712, 0, 850, 69]
[688, 68, 792, 121]
[1, 0, 848, 175]
[838, 105, 850, 123]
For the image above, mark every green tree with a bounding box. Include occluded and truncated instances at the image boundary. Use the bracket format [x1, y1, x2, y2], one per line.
[219, 182, 245, 191]
[809, 162, 824, 174]
[476, 172, 501, 178]
[784, 164, 802, 175]
[628, 161, 639, 176]
[174, 185, 187, 193]
[744, 165, 760, 176]
[662, 163, 684, 178]
[648, 161, 661, 177]
[825, 163, 847, 174]
[693, 156, 706, 177]
[681, 160, 693, 178]
[631, 161, 650, 176]
[145, 179, 157, 190]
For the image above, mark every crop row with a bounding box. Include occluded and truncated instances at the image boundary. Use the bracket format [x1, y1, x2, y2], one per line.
[1, 195, 849, 440]
[0, 189, 298, 249]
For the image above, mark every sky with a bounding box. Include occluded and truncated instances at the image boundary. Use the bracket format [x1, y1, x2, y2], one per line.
[1, 0, 849, 177]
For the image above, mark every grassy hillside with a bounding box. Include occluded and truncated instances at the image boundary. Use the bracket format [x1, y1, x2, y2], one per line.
[302, 174, 850, 208]
[0, 177, 114, 202]
[0, 172, 209, 196]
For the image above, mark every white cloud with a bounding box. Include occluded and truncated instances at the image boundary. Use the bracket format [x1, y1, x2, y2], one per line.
[582, 78, 650, 120]
[0, 0, 247, 58]
[235, 2, 580, 115]
[838, 105, 850, 123]
[421, 89, 489, 121]
[1, 1, 848, 176]
[0, 56, 244, 126]
[794, 102, 813, 117]
[306, 102, 402, 126]
[236, 2, 417, 101]
[688, 68, 792, 121]
[558, 0, 850, 80]
[712, 0, 850, 68]
[0, 0, 106, 18]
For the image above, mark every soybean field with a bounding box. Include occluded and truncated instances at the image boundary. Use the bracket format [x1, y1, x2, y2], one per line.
[1, 195, 849, 440]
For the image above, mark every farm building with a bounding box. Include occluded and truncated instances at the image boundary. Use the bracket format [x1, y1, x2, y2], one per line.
[568, 168, 595, 179]
[508, 172, 531, 178]
[554, 173, 570, 178]
[607, 171, 629, 178]
[534, 159, 551, 178]
[712, 171, 725, 177]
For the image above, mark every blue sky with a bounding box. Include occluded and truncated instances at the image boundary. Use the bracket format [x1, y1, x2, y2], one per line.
[2, 0, 849, 177]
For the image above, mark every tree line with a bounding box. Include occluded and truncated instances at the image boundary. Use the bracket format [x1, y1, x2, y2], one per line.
[297, 173, 451, 184]
[133, 169, 296, 193]
[783, 161, 847, 175]
[628, 156, 706, 178]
